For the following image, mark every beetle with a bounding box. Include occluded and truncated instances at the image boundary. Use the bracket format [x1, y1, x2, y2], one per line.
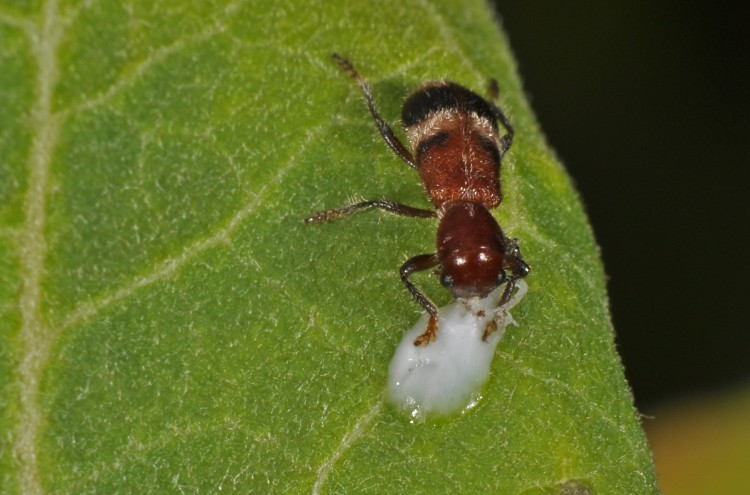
[305, 54, 529, 346]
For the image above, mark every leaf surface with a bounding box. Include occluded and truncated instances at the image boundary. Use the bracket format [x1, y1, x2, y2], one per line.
[0, 0, 659, 493]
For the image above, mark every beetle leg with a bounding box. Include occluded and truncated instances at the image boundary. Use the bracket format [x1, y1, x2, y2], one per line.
[399, 254, 440, 346]
[486, 78, 514, 160]
[333, 53, 418, 169]
[482, 276, 516, 342]
[304, 200, 435, 224]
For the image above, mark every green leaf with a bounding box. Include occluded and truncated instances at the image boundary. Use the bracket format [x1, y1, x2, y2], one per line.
[0, 0, 659, 493]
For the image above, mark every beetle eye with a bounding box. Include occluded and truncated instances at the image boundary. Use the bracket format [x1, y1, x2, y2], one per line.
[440, 273, 453, 289]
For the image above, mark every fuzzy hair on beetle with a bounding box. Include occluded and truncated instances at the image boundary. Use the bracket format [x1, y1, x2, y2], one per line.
[305, 54, 529, 346]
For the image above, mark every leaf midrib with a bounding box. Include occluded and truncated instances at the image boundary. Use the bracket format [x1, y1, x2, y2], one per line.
[15, 1, 62, 493]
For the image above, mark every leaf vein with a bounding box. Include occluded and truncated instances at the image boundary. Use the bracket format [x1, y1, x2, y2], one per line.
[61, 119, 331, 330]
[496, 352, 639, 453]
[312, 400, 383, 495]
[57, 0, 247, 119]
[0, 9, 34, 32]
[14, 1, 64, 494]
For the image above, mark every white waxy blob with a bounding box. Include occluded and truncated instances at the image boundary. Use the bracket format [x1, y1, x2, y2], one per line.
[386, 279, 528, 422]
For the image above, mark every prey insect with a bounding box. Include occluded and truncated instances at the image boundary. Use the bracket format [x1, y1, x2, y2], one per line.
[305, 54, 529, 346]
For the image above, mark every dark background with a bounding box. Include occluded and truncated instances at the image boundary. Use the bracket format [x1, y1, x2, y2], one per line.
[493, 1, 749, 410]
